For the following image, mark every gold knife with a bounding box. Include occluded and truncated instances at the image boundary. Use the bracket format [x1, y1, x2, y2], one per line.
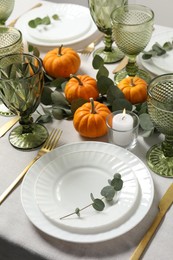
[130, 183, 173, 260]
[0, 116, 19, 137]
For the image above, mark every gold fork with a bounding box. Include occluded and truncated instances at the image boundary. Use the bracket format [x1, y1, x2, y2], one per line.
[0, 128, 62, 204]
[78, 34, 103, 56]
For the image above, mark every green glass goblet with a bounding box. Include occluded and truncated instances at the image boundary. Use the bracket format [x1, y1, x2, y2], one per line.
[0, 0, 15, 25]
[88, 0, 127, 64]
[111, 4, 154, 84]
[0, 53, 48, 150]
[0, 26, 23, 116]
[146, 73, 173, 178]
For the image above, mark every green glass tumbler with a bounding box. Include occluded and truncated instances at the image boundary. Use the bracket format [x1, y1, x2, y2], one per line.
[0, 53, 48, 150]
[88, 0, 127, 64]
[147, 74, 173, 177]
[0, 0, 15, 25]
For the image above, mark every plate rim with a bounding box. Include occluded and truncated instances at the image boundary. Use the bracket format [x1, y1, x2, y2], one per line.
[21, 141, 154, 243]
[15, 2, 97, 47]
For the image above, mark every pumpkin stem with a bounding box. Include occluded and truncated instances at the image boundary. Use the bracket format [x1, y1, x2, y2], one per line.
[130, 77, 135, 87]
[90, 97, 96, 114]
[70, 74, 83, 86]
[58, 45, 63, 56]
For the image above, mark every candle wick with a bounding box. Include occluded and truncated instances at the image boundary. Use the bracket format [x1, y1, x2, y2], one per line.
[122, 115, 125, 120]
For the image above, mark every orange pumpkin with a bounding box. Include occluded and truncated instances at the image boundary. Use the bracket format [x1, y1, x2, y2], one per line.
[42, 46, 81, 78]
[117, 76, 148, 104]
[73, 97, 111, 138]
[64, 74, 99, 103]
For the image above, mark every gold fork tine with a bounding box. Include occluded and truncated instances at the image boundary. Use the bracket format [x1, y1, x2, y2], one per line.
[45, 129, 62, 150]
[0, 128, 62, 204]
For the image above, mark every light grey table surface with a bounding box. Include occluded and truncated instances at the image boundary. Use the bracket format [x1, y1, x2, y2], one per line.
[1, 0, 173, 259]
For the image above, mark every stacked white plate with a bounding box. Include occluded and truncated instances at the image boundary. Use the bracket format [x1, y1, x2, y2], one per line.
[21, 141, 154, 243]
[15, 2, 99, 50]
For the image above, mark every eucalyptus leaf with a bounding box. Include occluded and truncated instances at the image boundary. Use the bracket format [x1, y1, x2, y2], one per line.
[112, 98, 132, 111]
[42, 16, 51, 25]
[97, 76, 114, 95]
[41, 87, 53, 105]
[96, 65, 109, 80]
[92, 55, 104, 69]
[50, 78, 67, 89]
[139, 113, 154, 131]
[90, 193, 95, 202]
[52, 107, 64, 120]
[101, 186, 115, 201]
[92, 199, 105, 211]
[75, 208, 80, 217]
[111, 178, 123, 191]
[51, 91, 69, 106]
[163, 41, 173, 51]
[71, 98, 87, 114]
[52, 14, 60, 20]
[107, 84, 125, 104]
[36, 114, 52, 124]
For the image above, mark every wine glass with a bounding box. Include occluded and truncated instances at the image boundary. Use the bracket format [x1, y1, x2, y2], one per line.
[0, 0, 15, 25]
[111, 4, 154, 84]
[146, 73, 173, 178]
[0, 26, 23, 116]
[0, 53, 48, 150]
[88, 0, 127, 64]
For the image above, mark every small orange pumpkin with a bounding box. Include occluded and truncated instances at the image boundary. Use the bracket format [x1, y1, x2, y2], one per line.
[42, 46, 81, 78]
[64, 74, 99, 103]
[117, 76, 148, 104]
[73, 97, 111, 138]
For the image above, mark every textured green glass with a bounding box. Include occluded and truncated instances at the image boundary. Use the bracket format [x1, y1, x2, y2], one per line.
[0, 53, 48, 150]
[146, 74, 173, 178]
[0, 0, 15, 25]
[111, 4, 154, 83]
[88, 0, 127, 64]
[0, 26, 23, 116]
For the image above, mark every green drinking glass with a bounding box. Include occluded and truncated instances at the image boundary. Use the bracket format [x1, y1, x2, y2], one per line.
[0, 53, 48, 150]
[111, 4, 154, 84]
[88, 0, 127, 64]
[0, 26, 23, 116]
[147, 74, 173, 178]
[0, 0, 15, 25]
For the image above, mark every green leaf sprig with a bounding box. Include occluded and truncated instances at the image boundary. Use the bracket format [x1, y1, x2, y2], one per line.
[28, 14, 60, 28]
[142, 41, 173, 60]
[60, 173, 123, 220]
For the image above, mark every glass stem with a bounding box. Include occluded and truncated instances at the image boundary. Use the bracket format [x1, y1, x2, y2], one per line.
[125, 55, 138, 76]
[103, 34, 113, 52]
[19, 116, 33, 134]
[162, 135, 173, 157]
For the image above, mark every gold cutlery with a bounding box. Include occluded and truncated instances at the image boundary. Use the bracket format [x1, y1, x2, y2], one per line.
[130, 183, 173, 260]
[112, 56, 128, 74]
[0, 116, 20, 137]
[0, 128, 62, 204]
[78, 34, 103, 56]
[8, 3, 42, 27]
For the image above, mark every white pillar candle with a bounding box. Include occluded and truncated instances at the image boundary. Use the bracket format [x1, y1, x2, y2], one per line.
[112, 111, 133, 147]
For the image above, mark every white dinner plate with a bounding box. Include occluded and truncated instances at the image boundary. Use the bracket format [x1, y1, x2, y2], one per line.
[139, 31, 173, 75]
[21, 142, 154, 243]
[35, 151, 139, 234]
[15, 3, 97, 48]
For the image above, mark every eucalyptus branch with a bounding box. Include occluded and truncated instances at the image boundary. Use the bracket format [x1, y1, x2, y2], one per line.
[60, 173, 123, 220]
